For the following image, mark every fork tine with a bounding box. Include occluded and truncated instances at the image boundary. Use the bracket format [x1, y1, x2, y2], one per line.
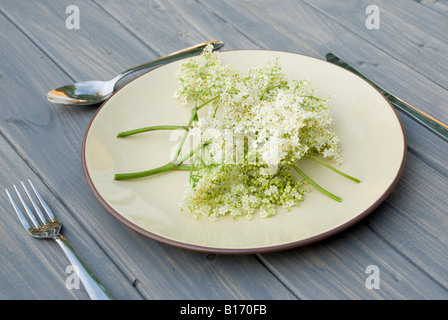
[27, 179, 56, 221]
[20, 181, 49, 225]
[6, 188, 32, 231]
[7, 182, 113, 299]
[15, 184, 42, 228]
[6, 186, 38, 230]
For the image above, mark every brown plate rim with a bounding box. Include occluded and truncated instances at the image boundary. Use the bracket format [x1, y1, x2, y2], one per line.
[81, 49, 407, 254]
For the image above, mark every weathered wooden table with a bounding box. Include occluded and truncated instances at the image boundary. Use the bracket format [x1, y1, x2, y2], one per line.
[1, 0, 447, 300]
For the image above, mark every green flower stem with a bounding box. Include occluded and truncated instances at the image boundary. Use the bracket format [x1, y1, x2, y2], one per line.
[176, 165, 199, 171]
[172, 106, 198, 163]
[114, 142, 207, 181]
[178, 142, 209, 164]
[196, 95, 220, 110]
[260, 84, 289, 100]
[305, 154, 360, 183]
[115, 162, 175, 180]
[117, 125, 190, 138]
[114, 163, 199, 180]
[292, 164, 342, 202]
[172, 96, 219, 163]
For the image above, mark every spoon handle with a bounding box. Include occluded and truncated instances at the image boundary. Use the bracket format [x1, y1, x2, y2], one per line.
[119, 40, 224, 79]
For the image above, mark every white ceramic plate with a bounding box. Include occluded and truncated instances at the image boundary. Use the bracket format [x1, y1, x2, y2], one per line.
[82, 50, 406, 254]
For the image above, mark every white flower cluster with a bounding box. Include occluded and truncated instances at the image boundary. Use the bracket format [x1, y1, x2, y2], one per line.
[175, 45, 341, 221]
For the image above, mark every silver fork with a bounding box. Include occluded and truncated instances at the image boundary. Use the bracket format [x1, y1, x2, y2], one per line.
[5, 179, 113, 300]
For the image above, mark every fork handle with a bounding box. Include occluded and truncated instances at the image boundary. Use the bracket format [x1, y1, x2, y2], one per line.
[55, 236, 114, 300]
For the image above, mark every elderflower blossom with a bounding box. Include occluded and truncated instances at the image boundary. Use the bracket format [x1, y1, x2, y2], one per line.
[175, 44, 341, 221]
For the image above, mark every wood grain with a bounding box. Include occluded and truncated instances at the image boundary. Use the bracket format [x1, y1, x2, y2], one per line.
[0, 0, 447, 299]
[0, 2, 297, 299]
[0, 134, 143, 299]
[305, 0, 448, 89]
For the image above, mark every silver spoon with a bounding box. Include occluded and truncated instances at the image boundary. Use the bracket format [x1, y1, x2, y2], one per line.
[47, 40, 224, 106]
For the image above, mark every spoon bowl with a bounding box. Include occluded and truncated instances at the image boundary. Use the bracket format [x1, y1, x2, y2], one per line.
[47, 79, 118, 105]
[47, 40, 224, 106]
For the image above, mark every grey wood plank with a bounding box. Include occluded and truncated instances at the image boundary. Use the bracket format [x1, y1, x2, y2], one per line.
[365, 146, 448, 288]
[196, 0, 448, 173]
[261, 224, 448, 299]
[2, 0, 447, 300]
[417, 0, 448, 18]
[96, 0, 448, 298]
[95, 1, 448, 177]
[303, 0, 448, 91]
[0, 134, 142, 300]
[198, 0, 448, 126]
[260, 150, 448, 299]
[0, 0, 153, 82]
[94, 0, 261, 52]
[0, 0, 258, 84]
[0, 3, 296, 299]
[192, 0, 448, 298]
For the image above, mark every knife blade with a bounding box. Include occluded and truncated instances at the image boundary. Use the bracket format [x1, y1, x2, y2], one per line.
[325, 52, 448, 143]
